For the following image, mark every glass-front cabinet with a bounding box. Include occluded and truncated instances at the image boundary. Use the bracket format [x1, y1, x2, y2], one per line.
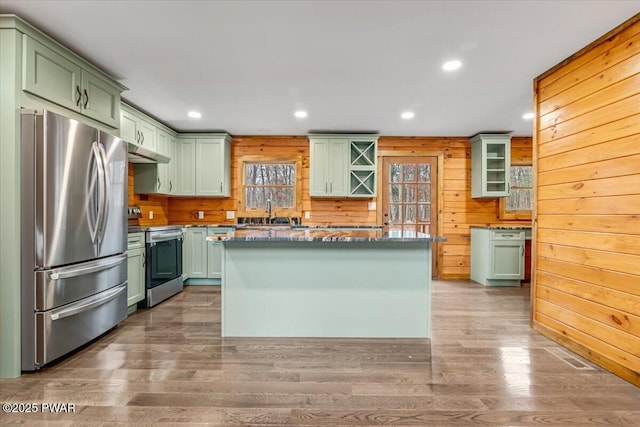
[470, 134, 511, 198]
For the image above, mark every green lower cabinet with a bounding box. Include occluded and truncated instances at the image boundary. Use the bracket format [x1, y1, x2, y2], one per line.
[185, 228, 208, 278]
[127, 233, 146, 311]
[470, 227, 525, 286]
[184, 227, 232, 283]
[207, 239, 223, 279]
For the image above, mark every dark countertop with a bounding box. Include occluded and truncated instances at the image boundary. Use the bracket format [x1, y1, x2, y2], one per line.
[127, 226, 148, 233]
[208, 228, 446, 242]
[129, 224, 237, 233]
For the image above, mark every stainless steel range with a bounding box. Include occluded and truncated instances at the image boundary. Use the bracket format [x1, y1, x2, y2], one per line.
[144, 226, 183, 307]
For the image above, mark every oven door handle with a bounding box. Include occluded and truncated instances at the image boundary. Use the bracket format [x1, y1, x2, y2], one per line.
[149, 233, 183, 243]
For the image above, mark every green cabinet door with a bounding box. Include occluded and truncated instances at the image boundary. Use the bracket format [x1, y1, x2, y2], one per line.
[80, 68, 120, 128]
[181, 227, 189, 281]
[186, 228, 207, 278]
[328, 138, 349, 197]
[155, 130, 169, 193]
[127, 233, 145, 307]
[127, 247, 145, 306]
[167, 135, 177, 194]
[309, 138, 330, 196]
[120, 107, 138, 144]
[176, 138, 196, 195]
[206, 227, 232, 279]
[139, 119, 157, 152]
[196, 138, 225, 196]
[489, 240, 524, 280]
[207, 241, 223, 279]
[22, 34, 82, 114]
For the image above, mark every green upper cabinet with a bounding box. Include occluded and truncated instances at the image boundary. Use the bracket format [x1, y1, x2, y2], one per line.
[134, 128, 170, 194]
[155, 130, 169, 193]
[120, 103, 156, 151]
[130, 105, 178, 195]
[167, 135, 177, 195]
[22, 34, 122, 128]
[309, 135, 378, 198]
[175, 134, 232, 197]
[309, 137, 349, 197]
[348, 136, 378, 197]
[176, 137, 196, 195]
[470, 134, 511, 198]
[196, 137, 231, 197]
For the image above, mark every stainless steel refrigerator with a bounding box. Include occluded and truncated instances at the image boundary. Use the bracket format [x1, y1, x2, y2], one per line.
[21, 110, 128, 371]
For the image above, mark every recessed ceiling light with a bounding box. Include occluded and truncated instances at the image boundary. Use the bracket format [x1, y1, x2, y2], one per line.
[442, 60, 462, 71]
[294, 110, 308, 118]
[188, 111, 202, 119]
[401, 111, 415, 120]
[522, 112, 535, 120]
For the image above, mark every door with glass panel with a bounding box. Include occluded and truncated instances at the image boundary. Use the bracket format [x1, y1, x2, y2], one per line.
[382, 157, 438, 275]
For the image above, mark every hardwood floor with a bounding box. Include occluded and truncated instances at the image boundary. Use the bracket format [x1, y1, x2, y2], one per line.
[2, 281, 639, 426]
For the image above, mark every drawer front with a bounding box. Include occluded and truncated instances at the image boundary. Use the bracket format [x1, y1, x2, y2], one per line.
[490, 230, 525, 241]
[127, 232, 145, 249]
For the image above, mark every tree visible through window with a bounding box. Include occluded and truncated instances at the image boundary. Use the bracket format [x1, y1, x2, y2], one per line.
[244, 163, 295, 209]
[500, 165, 533, 220]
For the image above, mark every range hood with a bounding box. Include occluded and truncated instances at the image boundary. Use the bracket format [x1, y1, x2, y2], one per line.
[127, 142, 170, 164]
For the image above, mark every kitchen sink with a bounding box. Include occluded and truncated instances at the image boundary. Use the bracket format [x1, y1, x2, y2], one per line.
[237, 216, 301, 226]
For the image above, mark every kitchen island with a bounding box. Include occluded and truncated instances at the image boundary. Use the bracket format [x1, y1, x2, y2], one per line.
[212, 228, 445, 338]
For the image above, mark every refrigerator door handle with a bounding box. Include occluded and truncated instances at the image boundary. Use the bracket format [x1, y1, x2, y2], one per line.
[49, 254, 127, 280]
[96, 142, 110, 244]
[49, 283, 126, 321]
[90, 141, 105, 244]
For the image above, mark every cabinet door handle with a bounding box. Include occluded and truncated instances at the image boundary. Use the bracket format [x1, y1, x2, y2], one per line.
[325, 182, 328, 193]
[75, 85, 82, 106]
[136, 130, 140, 143]
[220, 182, 223, 192]
[169, 181, 173, 191]
[83, 89, 89, 109]
[140, 132, 144, 144]
[157, 177, 161, 190]
[142, 252, 146, 268]
[330, 182, 333, 192]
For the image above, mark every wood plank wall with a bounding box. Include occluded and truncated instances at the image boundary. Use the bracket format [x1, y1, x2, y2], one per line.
[128, 165, 169, 226]
[153, 135, 532, 279]
[532, 14, 640, 386]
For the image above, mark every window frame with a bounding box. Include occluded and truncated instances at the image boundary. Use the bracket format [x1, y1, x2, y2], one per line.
[499, 162, 533, 221]
[237, 156, 302, 218]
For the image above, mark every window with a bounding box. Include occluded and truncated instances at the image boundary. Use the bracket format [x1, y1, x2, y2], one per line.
[499, 165, 533, 220]
[244, 162, 296, 209]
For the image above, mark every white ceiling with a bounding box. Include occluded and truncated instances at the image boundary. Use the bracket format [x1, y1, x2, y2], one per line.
[1, 1, 638, 136]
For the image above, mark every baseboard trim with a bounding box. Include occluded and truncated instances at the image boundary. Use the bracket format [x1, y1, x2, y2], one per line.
[533, 321, 640, 387]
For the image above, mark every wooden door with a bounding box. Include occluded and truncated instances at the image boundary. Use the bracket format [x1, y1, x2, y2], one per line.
[382, 157, 438, 275]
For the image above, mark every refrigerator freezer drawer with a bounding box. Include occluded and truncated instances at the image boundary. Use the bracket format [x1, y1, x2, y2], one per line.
[35, 283, 127, 367]
[35, 254, 127, 311]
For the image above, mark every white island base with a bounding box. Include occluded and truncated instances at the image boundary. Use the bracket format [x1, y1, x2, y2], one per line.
[221, 240, 433, 338]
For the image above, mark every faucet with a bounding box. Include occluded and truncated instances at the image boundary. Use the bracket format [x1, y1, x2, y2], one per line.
[265, 198, 272, 224]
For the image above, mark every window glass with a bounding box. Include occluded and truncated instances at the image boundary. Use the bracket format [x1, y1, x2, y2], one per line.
[244, 163, 295, 209]
[505, 166, 533, 211]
